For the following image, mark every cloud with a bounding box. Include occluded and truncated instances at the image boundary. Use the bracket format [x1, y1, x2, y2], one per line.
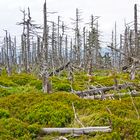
[0, 0, 140, 43]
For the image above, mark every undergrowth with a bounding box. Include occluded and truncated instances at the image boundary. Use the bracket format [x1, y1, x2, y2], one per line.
[0, 71, 140, 139]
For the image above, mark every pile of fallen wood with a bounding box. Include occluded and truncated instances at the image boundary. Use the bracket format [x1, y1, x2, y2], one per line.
[73, 83, 139, 99]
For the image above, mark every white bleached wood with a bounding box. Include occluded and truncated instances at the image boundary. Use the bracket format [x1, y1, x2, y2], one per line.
[41, 126, 112, 134]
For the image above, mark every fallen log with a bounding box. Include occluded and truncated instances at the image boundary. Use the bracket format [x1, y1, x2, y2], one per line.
[84, 91, 139, 100]
[74, 84, 132, 97]
[41, 126, 111, 134]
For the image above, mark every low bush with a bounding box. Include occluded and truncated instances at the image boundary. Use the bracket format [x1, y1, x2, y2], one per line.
[55, 83, 71, 91]
[0, 87, 11, 97]
[29, 79, 42, 90]
[0, 118, 30, 139]
[9, 73, 36, 86]
[51, 76, 71, 92]
[0, 109, 10, 119]
[0, 77, 16, 87]
[26, 100, 73, 127]
[0, 72, 140, 140]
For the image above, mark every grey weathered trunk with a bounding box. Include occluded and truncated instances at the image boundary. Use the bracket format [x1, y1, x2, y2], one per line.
[130, 62, 135, 80]
[65, 35, 68, 62]
[42, 73, 51, 93]
[43, 0, 48, 62]
[41, 126, 112, 134]
[14, 37, 17, 65]
[134, 4, 139, 57]
[4, 30, 11, 76]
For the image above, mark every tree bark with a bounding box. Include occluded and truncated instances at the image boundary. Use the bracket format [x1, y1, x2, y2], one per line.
[74, 84, 133, 97]
[41, 126, 111, 134]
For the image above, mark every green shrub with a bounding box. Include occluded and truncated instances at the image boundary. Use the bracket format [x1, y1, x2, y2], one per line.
[29, 79, 42, 90]
[51, 76, 71, 92]
[26, 101, 73, 127]
[0, 87, 11, 97]
[55, 83, 71, 91]
[92, 76, 114, 86]
[0, 77, 16, 87]
[1, 72, 140, 139]
[10, 73, 36, 86]
[27, 123, 41, 138]
[15, 85, 39, 94]
[0, 109, 10, 118]
[0, 118, 30, 138]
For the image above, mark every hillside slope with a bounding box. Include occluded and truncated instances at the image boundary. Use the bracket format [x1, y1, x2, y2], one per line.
[0, 71, 140, 139]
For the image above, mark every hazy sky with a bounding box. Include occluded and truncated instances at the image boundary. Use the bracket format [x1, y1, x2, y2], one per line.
[0, 0, 140, 45]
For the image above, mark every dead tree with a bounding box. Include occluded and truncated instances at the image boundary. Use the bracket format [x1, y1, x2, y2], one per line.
[43, 0, 48, 62]
[134, 4, 139, 57]
[114, 22, 117, 67]
[51, 22, 55, 70]
[95, 21, 100, 66]
[4, 30, 11, 76]
[111, 30, 114, 67]
[119, 34, 123, 68]
[37, 36, 41, 63]
[8, 34, 13, 72]
[41, 65, 51, 93]
[26, 8, 31, 69]
[83, 27, 87, 68]
[70, 39, 73, 61]
[74, 8, 82, 64]
[65, 35, 68, 62]
[57, 16, 61, 63]
[18, 9, 31, 72]
[13, 37, 17, 65]
[87, 15, 100, 74]
[123, 27, 129, 66]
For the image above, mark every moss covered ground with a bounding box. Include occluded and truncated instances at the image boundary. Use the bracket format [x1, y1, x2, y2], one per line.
[0, 70, 140, 139]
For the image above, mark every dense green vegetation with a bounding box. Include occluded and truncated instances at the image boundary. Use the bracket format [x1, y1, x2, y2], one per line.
[0, 70, 140, 139]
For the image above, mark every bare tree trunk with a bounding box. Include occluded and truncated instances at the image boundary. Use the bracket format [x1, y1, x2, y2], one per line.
[41, 127, 111, 134]
[111, 31, 114, 67]
[129, 30, 133, 57]
[26, 7, 31, 72]
[57, 16, 60, 62]
[119, 34, 122, 68]
[130, 62, 135, 80]
[70, 39, 73, 61]
[83, 27, 87, 69]
[21, 34, 28, 72]
[14, 36, 17, 65]
[75, 8, 81, 64]
[124, 27, 129, 66]
[4, 30, 11, 76]
[134, 4, 139, 57]
[42, 73, 51, 93]
[51, 22, 55, 68]
[59, 35, 63, 62]
[43, 0, 48, 62]
[37, 36, 41, 62]
[95, 21, 100, 66]
[1, 47, 5, 65]
[65, 35, 68, 62]
[114, 22, 117, 67]
[8, 34, 12, 73]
